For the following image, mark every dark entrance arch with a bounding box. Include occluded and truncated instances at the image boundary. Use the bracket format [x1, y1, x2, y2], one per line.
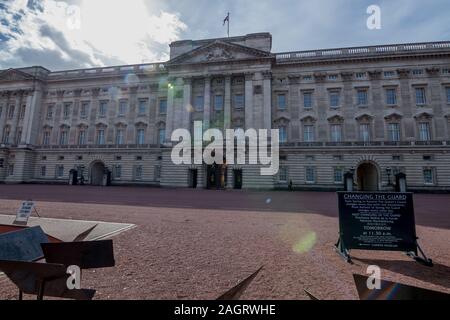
[206, 163, 227, 190]
[90, 161, 106, 186]
[357, 162, 379, 191]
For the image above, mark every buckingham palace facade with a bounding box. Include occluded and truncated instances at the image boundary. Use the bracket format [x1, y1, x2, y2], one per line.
[1, 33, 450, 191]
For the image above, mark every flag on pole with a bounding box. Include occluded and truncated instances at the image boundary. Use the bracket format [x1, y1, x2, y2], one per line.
[223, 12, 230, 37]
[223, 13, 230, 26]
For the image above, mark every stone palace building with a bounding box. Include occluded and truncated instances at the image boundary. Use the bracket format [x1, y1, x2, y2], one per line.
[1, 33, 450, 191]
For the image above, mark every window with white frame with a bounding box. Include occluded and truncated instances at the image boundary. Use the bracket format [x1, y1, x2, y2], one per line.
[279, 126, 287, 144]
[19, 105, 26, 119]
[138, 100, 147, 115]
[56, 165, 64, 178]
[386, 88, 397, 105]
[277, 94, 286, 110]
[423, 168, 434, 184]
[158, 128, 166, 145]
[99, 101, 108, 117]
[59, 129, 68, 145]
[234, 94, 244, 109]
[278, 167, 288, 182]
[8, 164, 14, 176]
[116, 128, 125, 145]
[134, 165, 143, 180]
[63, 103, 71, 119]
[418, 122, 431, 141]
[78, 129, 86, 145]
[446, 87, 450, 104]
[42, 130, 51, 145]
[159, 99, 167, 114]
[303, 92, 313, 109]
[118, 100, 127, 116]
[357, 89, 368, 106]
[46, 105, 53, 119]
[41, 166, 46, 177]
[384, 71, 395, 78]
[114, 165, 122, 179]
[305, 167, 316, 183]
[136, 128, 145, 145]
[388, 123, 401, 142]
[96, 128, 105, 145]
[15, 128, 22, 144]
[303, 125, 315, 142]
[330, 124, 342, 142]
[195, 96, 204, 111]
[2, 126, 10, 144]
[329, 91, 340, 108]
[415, 88, 427, 105]
[214, 95, 224, 111]
[359, 123, 371, 142]
[334, 167, 343, 183]
[8, 105, 14, 119]
[80, 102, 89, 118]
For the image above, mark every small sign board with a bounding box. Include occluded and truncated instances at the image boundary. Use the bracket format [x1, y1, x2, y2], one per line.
[335, 192, 432, 265]
[14, 201, 35, 226]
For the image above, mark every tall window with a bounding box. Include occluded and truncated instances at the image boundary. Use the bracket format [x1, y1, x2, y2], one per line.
[99, 101, 108, 117]
[357, 90, 368, 106]
[158, 128, 166, 145]
[418, 122, 431, 141]
[159, 99, 167, 114]
[0, 106, 3, 118]
[97, 128, 105, 145]
[388, 123, 401, 142]
[359, 124, 371, 142]
[41, 166, 46, 177]
[16, 129, 22, 144]
[278, 94, 286, 110]
[195, 96, 204, 111]
[118, 100, 127, 116]
[56, 165, 64, 178]
[278, 167, 288, 182]
[46, 105, 53, 119]
[8, 105, 14, 119]
[42, 131, 51, 146]
[59, 129, 68, 145]
[63, 103, 71, 119]
[386, 88, 397, 105]
[305, 167, 316, 183]
[279, 126, 287, 144]
[80, 102, 89, 118]
[329, 92, 340, 108]
[446, 88, 450, 104]
[415, 88, 427, 105]
[19, 105, 26, 119]
[135, 165, 143, 180]
[423, 168, 434, 184]
[138, 100, 147, 115]
[214, 95, 224, 111]
[330, 124, 342, 142]
[303, 92, 313, 109]
[334, 168, 343, 183]
[78, 129, 86, 145]
[2, 126, 10, 144]
[116, 129, 124, 145]
[136, 128, 145, 145]
[234, 94, 244, 109]
[114, 165, 122, 179]
[303, 125, 315, 142]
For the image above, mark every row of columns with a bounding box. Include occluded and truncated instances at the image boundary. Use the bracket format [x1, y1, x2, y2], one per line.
[164, 72, 272, 142]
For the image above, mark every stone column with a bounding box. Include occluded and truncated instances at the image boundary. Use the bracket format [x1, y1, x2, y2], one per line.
[183, 77, 192, 130]
[10, 91, 23, 143]
[263, 71, 272, 131]
[21, 90, 34, 145]
[244, 73, 254, 130]
[165, 78, 175, 142]
[224, 76, 232, 130]
[203, 76, 211, 131]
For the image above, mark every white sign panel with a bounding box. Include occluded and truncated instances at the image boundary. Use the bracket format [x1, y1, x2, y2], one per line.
[14, 201, 35, 225]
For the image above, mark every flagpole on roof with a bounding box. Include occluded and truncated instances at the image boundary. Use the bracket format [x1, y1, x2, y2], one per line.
[228, 12, 230, 37]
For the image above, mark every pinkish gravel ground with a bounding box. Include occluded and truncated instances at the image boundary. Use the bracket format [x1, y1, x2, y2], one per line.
[0, 185, 449, 300]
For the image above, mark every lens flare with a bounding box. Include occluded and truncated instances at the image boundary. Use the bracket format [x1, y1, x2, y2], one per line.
[293, 231, 317, 254]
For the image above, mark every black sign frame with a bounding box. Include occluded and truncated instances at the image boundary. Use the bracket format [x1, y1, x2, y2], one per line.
[335, 192, 432, 266]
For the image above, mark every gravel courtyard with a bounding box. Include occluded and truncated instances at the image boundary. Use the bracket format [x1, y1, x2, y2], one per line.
[0, 185, 449, 300]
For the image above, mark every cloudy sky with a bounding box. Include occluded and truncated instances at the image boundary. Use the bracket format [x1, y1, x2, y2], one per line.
[0, 0, 449, 71]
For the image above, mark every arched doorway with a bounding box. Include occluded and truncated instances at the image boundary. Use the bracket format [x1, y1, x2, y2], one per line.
[90, 161, 106, 186]
[357, 162, 379, 191]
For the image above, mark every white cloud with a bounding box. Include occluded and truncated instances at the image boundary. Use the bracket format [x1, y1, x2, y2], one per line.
[0, 0, 187, 70]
